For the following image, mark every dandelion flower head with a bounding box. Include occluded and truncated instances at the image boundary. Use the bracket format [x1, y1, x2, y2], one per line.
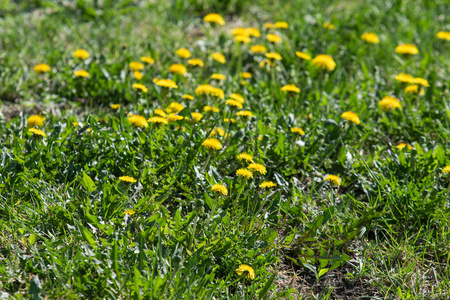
[132, 83, 148, 93]
[324, 174, 341, 186]
[204, 13, 225, 25]
[236, 168, 253, 179]
[27, 115, 45, 128]
[156, 79, 178, 89]
[235, 264, 255, 280]
[281, 84, 300, 93]
[237, 153, 254, 163]
[202, 138, 222, 150]
[290, 127, 305, 135]
[73, 49, 90, 60]
[29, 128, 46, 137]
[168, 64, 187, 75]
[379, 96, 401, 112]
[295, 51, 311, 60]
[211, 184, 228, 196]
[312, 54, 336, 71]
[74, 70, 89, 78]
[34, 63, 51, 74]
[129, 62, 145, 71]
[175, 48, 191, 59]
[361, 32, 379, 44]
[247, 163, 267, 175]
[340, 111, 360, 125]
[119, 176, 137, 183]
[395, 44, 419, 55]
[260, 181, 277, 189]
[211, 52, 226, 64]
[128, 115, 149, 128]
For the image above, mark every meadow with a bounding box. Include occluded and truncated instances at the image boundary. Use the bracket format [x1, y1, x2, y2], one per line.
[0, 0, 449, 298]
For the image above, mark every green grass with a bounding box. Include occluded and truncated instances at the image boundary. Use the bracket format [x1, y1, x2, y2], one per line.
[1, 0, 449, 299]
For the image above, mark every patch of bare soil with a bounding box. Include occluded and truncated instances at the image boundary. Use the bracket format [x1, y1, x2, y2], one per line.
[274, 262, 381, 299]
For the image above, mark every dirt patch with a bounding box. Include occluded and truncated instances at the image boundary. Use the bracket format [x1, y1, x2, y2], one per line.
[274, 261, 381, 299]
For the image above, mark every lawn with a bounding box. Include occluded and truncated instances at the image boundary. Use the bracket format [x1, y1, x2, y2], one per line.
[0, 0, 449, 299]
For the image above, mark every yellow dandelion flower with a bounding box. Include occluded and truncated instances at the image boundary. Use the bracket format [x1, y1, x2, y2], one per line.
[264, 22, 274, 29]
[395, 44, 419, 55]
[266, 34, 282, 43]
[167, 114, 184, 123]
[141, 56, 155, 64]
[236, 168, 253, 179]
[211, 73, 226, 80]
[442, 166, 450, 174]
[203, 105, 220, 112]
[154, 108, 167, 117]
[404, 85, 424, 95]
[187, 58, 204, 67]
[237, 110, 254, 117]
[226, 99, 243, 109]
[149, 116, 168, 125]
[248, 163, 267, 175]
[361, 32, 379, 44]
[119, 176, 137, 183]
[265, 52, 282, 61]
[290, 127, 305, 135]
[324, 174, 341, 186]
[240, 72, 252, 79]
[229, 93, 245, 104]
[128, 115, 149, 128]
[132, 83, 148, 93]
[396, 143, 413, 150]
[379, 96, 401, 112]
[340, 111, 360, 125]
[312, 54, 336, 71]
[72, 122, 79, 127]
[195, 84, 224, 99]
[34, 63, 51, 74]
[202, 138, 222, 150]
[260, 181, 277, 189]
[211, 52, 226, 64]
[28, 128, 46, 137]
[186, 112, 203, 124]
[281, 84, 300, 93]
[274, 21, 289, 29]
[152, 77, 159, 83]
[27, 115, 45, 128]
[231, 27, 249, 37]
[249, 45, 267, 54]
[246, 27, 261, 37]
[211, 184, 228, 196]
[124, 209, 135, 216]
[168, 102, 185, 113]
[235, 264, 255, 280]
[168, 64, 187, 75]
[413, 77, 429, 87]
[260, 59, 274, 68]
[110, 104, 121, 110]
[156, 79, 178, 89]
[204, 13, 225, 25]
[436, 31, 450, 41]
[134, 71, 143, 80]
[237, 153, 254, 163]
[395, 73, 414, 83]
[234, 35, 251, 43]
[175, 48, 191, 59]
[182, 94, 194, 101]
[129, 62, 144, 71]
[295, 51, 311, 60]
[74, 70, 89, 78]
[323, 22, 335, 30]
[73, 49, 90, 60]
